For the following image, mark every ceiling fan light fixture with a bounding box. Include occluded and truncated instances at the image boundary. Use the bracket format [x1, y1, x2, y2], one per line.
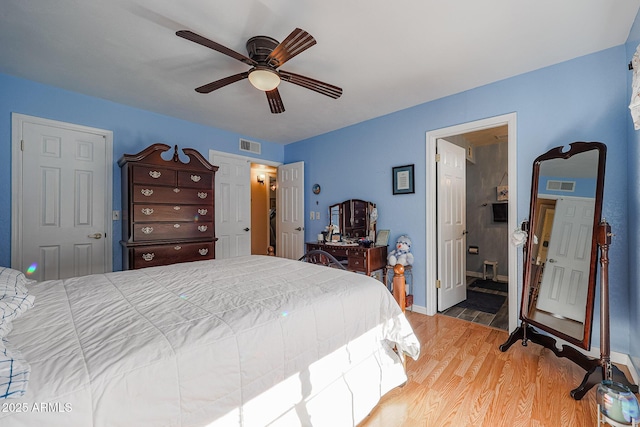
[248, 67, 281, 91]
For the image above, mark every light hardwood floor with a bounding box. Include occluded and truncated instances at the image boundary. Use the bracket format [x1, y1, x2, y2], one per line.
[359, 312, 636, 427]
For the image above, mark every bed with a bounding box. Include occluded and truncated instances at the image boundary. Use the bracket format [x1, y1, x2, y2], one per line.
[1, 255, 419, 426]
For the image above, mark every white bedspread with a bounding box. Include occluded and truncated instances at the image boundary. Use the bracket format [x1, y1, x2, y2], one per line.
[1, 256, 419, 427]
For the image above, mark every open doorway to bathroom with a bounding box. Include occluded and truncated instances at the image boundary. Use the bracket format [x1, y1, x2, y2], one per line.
[425, 113, 518, 333]
[439, 126, 509, 330]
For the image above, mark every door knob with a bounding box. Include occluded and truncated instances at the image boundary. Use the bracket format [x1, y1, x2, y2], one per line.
[295, 227, 302, 231]
[88, 233, 102, 239]
[244, 227, 250, 232]
[548, 259, 556, 263]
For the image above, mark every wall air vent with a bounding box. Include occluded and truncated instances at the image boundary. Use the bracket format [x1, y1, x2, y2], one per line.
[239, 138, 261, 155]
[546, 180, 575, 192]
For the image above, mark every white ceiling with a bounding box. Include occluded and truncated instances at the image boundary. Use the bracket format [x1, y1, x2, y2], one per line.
[1, 0, 638, 144]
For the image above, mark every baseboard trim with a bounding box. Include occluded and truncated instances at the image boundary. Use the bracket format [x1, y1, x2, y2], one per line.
[587, 348, 639, 385]
[409, 304, 428, 315]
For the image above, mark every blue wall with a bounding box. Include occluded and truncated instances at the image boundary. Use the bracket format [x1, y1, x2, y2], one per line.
[0, 40, 636, 360]
[287, 45, 632, 355]
[626, 8, 640, 378]
[0, 73, 284, 271]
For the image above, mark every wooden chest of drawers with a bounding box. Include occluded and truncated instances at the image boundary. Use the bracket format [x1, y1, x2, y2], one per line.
[305, 242, 387, 276]
[119, 144, 218, 270]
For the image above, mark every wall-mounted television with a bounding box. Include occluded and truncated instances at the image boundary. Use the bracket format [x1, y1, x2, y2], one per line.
[492, 203, 508, 223]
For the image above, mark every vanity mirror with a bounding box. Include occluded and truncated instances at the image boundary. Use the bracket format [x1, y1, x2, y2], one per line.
[328, 199, 376, 240]
[501, 142, 637, 399]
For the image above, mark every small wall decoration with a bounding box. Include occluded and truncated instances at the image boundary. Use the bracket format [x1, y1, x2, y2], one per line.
[496, 171, 508, 201]
[312, 183, 321, 195]
[392, 164, 415, 195]
[497, 185, 509, 201]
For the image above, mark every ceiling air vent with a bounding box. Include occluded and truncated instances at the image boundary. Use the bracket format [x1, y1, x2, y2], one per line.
[239, 138, 261, 155]
[546, 180, 575, 192]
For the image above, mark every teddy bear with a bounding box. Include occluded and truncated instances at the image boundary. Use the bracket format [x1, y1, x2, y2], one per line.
[387, 235, 414, 266]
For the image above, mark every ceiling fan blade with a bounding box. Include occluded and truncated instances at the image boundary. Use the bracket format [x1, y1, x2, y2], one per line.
[176, 30, 257, 67]
[279, 70, 342, 99]
[195, 72, 249, 93]
[266, 28, 316, 68]
[266, 88, 285, 114]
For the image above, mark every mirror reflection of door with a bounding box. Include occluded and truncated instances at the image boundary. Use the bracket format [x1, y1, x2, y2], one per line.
[534, 197, 594, 323]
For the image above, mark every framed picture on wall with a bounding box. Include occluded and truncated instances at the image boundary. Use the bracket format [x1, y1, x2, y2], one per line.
[497, 185, 509, 201]
[376, 229, 390, 246]
[392, 164, 415, 195]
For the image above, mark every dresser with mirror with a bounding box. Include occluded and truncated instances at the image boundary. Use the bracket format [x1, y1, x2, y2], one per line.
[306, 199, 386, 276]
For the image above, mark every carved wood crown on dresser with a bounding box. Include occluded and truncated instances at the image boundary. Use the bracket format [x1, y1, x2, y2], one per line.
[118, 143, 218, 270]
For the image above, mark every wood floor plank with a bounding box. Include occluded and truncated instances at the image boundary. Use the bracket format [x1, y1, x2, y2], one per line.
[359, 312, 636, 427]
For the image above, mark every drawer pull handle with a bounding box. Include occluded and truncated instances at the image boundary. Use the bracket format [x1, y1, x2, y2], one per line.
[173, 206, 181, 210]
[149, 171, 161, 179]
[198, 225, 208, 232]
[198, 208, 208, 215]
[141, 227, 153, 234]
[174, 246, 182, 250]
[173, 188, 181, 193]
[199, 248, 209, 256]
[141, 189, 153, 197]
[174, 224, 181, 228]
[191, 175, 201, 182]
[141, 208, 154, 215]
[142, 253, 155, 261]
[198, 192, 208, 199]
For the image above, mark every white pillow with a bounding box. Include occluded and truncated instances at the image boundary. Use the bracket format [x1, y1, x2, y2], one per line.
[0, 337, 31, 399]
[0, 268, 35, 338]
[0, 267, 31, 296]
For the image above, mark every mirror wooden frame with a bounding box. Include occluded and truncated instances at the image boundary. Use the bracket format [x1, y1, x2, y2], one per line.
[522, 141, 606, 349]
[328, 199, 376, 240]
[501, 141, 638, 400]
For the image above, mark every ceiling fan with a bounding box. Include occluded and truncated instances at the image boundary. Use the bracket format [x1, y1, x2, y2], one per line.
[176, 28, 343, 114]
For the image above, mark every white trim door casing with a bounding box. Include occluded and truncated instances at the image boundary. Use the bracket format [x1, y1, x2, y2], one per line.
[425, 113, 518, 333]
[11, 113, 113, 280]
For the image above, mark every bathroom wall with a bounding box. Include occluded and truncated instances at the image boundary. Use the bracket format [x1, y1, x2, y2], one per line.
[465, 142, 509, 279]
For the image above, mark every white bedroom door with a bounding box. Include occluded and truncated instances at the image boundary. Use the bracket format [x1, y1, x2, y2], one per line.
[277, 161, 304, 260]
[12, 114, 112, 281]
[437, 138, 467, 311]
[210, 153, 252, 258]
[535, 197, 594, 322]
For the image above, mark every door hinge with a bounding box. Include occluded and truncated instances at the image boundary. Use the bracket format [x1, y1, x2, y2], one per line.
[20, 140, 24, 151]
[435, 153, 441, 162]
[436, 279, 441, 288]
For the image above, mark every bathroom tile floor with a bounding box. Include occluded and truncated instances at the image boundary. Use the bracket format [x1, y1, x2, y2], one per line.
[441, 276, 509, 331]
